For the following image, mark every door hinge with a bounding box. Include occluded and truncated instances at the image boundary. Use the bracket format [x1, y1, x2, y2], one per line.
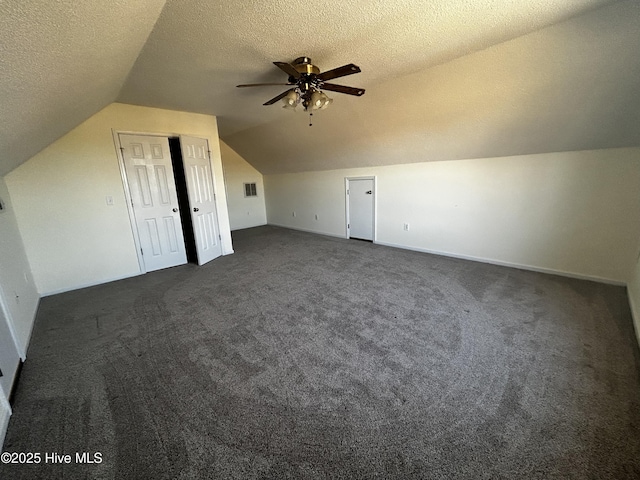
[347, 223, 350, 229]
[218, 234, 221, 240]
[207, 150, 212, 160]
[347, 189, 349, 195]
[140, 248, 143, 255]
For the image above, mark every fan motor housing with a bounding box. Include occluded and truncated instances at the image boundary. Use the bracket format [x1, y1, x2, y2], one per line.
[293, 56, 320, 75]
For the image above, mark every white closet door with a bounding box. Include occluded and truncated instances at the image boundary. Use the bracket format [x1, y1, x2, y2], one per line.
[180, 136, 223, 265]
[120, 134, 187, 272]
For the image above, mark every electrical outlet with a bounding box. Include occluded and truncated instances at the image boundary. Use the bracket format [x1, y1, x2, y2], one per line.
[403, 223, 410, 231]
[105, 195, 114, 206]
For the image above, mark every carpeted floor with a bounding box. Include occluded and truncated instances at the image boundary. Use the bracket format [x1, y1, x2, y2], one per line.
[2, 225, 640, 479]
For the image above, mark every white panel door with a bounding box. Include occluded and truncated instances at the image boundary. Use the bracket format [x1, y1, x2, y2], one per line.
[348, 178, 375, 241]
[180, 136, 223, 265]
[120, 134, 188, 272]
[0, 299, 20, 399]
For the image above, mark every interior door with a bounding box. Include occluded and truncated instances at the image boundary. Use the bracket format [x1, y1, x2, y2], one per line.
[0, 299, 20, 399]
[120, 134, 188, 272]
[180, 136, 223, 265]
[348, 178, 375, 241]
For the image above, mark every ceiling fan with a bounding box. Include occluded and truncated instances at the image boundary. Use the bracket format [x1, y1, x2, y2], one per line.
[237, 56, 365, 118]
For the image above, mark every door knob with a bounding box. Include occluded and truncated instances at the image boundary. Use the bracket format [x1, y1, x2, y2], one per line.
[172, 208, 178, 212]
[193, 207, 199, 212]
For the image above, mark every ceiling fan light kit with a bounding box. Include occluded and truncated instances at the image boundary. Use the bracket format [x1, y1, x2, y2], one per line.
[237, 56, 364, 126]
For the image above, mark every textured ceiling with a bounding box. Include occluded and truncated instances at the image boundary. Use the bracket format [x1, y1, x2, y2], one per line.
[225, 0, 640, 173]
[0, 0, 168, 176]
[2, 0, 638, 177]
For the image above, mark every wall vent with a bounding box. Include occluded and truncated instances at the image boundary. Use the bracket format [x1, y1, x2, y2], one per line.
[244, 182, 257, 197]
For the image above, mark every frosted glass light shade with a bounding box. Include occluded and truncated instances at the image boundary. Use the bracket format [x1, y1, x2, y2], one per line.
[309, 91, 324, 110]
[282, 90, 299, 109]
[309, 91, 332, 111]
[320, 96, 333, 110]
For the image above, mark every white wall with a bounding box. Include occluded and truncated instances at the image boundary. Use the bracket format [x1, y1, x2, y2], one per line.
[6, 103, 233, 296]
[220, 140, 267, 231]
[0, 177, 38, 354]
[265, 148, 640, 284]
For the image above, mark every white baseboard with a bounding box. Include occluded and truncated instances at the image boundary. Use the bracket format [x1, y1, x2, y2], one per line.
[41, 271, 143, 297]
[231, 222, 267, 232]
[267, 225, 625, 285]
[374, 240, 626, 286]
[0, 395, 11, 451]
[41, 254, 239, 296]
[267, 223, 347, 240]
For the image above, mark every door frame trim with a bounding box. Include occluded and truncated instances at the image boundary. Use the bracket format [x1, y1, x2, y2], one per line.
[113, 130, 227, 273]
[345, 176, 377, 242]
[1, 392, 11, 448]
[0, 283, 26, 360]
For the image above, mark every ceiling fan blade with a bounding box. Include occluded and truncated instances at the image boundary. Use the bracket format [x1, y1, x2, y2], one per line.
[263, 89, 294, 106]
[321, 83, 365, 96]
[237, 83, 293, 88]
[317, 64, 361, 82]
[273, 62, 301, 79]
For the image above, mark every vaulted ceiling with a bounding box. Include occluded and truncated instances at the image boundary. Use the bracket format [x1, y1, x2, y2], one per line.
[1, 0, 639, 176]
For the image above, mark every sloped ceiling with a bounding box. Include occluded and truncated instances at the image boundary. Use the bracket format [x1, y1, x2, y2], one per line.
[0, 0, 168, 176]
[2, 0, 639, 177]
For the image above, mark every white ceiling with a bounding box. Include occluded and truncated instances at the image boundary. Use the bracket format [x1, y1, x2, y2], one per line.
[1, 0, 639, 176]
[0, 0, 167, 176]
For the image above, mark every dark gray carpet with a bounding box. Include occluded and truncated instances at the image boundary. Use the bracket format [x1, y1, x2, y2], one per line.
[2, 225, 640, 479]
